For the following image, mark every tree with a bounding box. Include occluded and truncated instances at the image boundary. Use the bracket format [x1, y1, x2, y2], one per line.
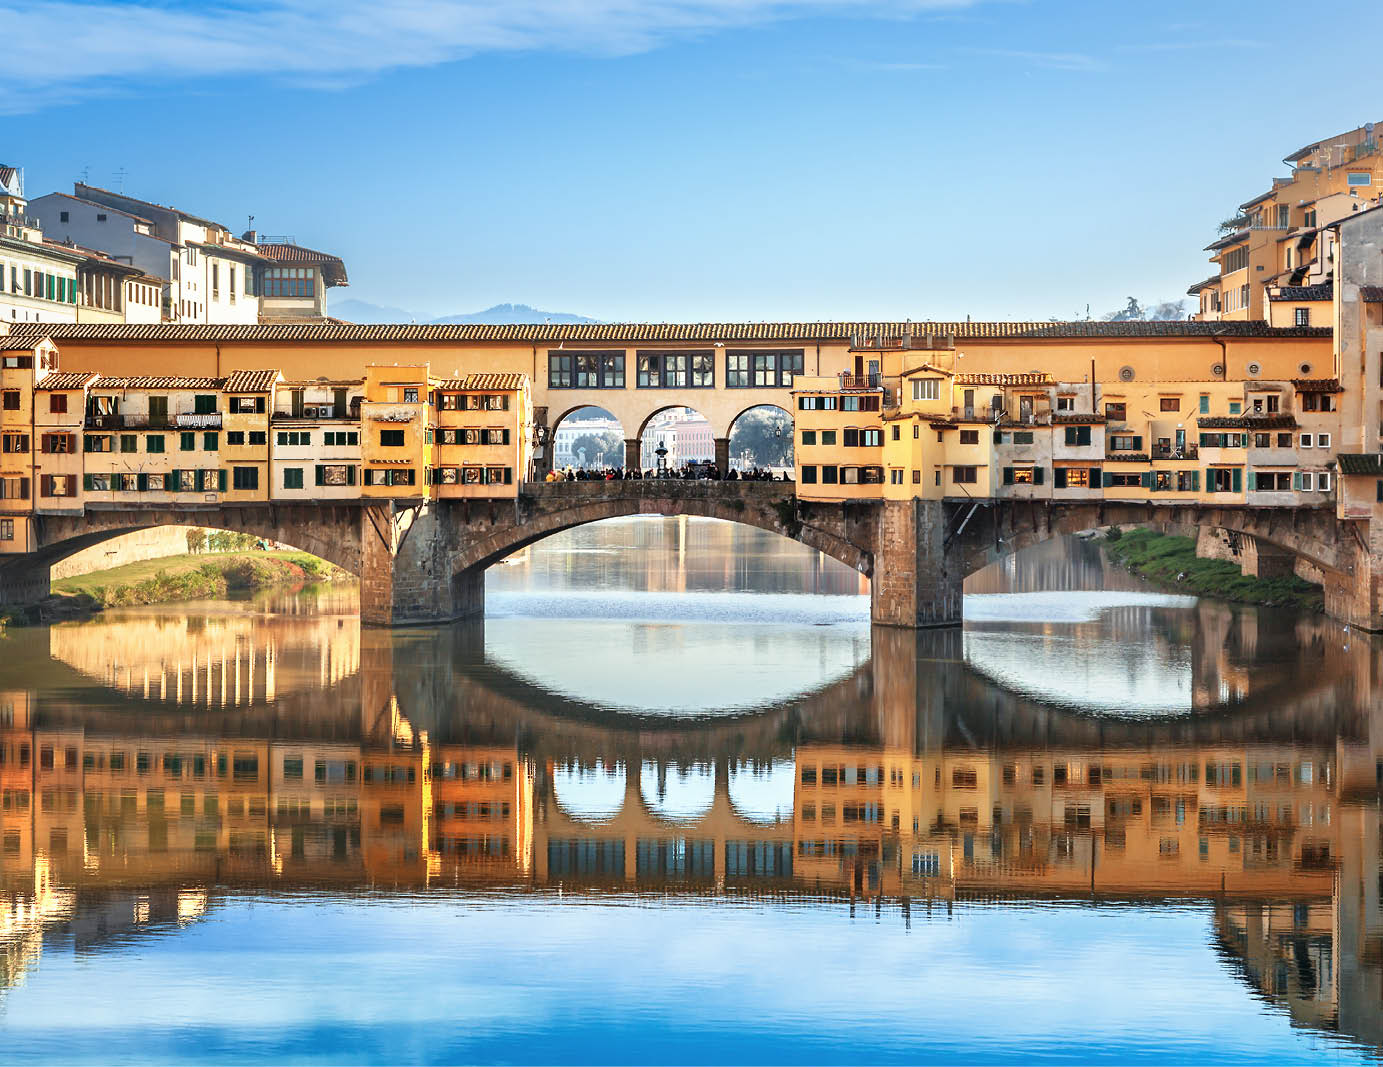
[729, 408, 793, 468]
[568, 431, 624, 468]
[185, 528, 206, 554]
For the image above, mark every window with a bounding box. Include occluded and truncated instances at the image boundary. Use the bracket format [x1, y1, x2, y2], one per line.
[800, 466, 817, 484]
[366, 468, 416, 486]
[230, 396, 265, 414]
[193, 394, 217, 415]
[891, 425, 899, 441]
[1294, 308, 1310, 327]
[821, 466, 838, 484]
[249, 431, 266, 445]
[1002, 466, 1043, 485]
[2, 391, 18, 411]
[1317, 432, 1331, 448]
[1346, 171, 1372, 186]
[283, 467, 304, 489]
[801, 430, 816, 445]
[83, 434, 111, 453]
[1206, 467, 1241, 493]
[1105, 402, 1126, 421]
[0, 433, 28, 454]
[49, 393, 67, 414]
[725, 349, 803, 388]
[1053, 467, 1096, 489]
[120, 434, 137, 453]
[1300, 433, 1313, 448]
[380, 430, 405, 447]
[278, 431, 312, 446]
[858, 429, 881, 447]
[1277, 432, 1293, 448]
[146, 435, 164, 453]
[231, 466, 258, 491]
[180, 432, 195, 451]
[40, 433, 74, 454]
[40, 475, 75, 497]
[890, 469, 903, 484]
[1161, 397, 1181, 412]
[636, 351, 713, 388]
[1007, 431, 1033, 445]
[1229, 401, 1241, 415]
[912, 378, 940, 401]
[1063, 426, 1093, 446]
[225, 431, 245, 445]
[202, 432, 218, 450]
[1253, 471, 1292, 491]
[1056, 395, 1074, 411]
[797, 395, 837, 410]
[1108, 434, 1142, 451]
[322, 431, 356, 446]
[959, 429, 979, 445]
[952, 466, 977, 484]
[1299, 471, 1315, 492]
[547, 351, 624, 389]
[263, 267, 315, 298]
[0, 520, 11, 541]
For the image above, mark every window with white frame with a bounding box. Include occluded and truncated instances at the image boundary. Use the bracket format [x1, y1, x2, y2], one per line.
[912, 378, 940, 401]
[1300, 433, 1313, 448]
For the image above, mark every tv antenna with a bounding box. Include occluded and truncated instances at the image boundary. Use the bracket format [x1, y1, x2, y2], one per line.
[114, 166, 127, 193]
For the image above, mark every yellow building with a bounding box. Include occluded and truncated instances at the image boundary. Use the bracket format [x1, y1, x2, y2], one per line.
[221, 370, 281, 503]
[360, 365, 432, 499]
[433, 374, 531, 498]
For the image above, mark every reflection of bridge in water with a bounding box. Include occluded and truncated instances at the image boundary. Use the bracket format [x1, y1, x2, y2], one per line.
[1, 616, 1380, 1049]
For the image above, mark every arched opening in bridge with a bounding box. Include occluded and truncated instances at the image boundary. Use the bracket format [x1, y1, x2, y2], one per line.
[634, 405, 714, 472]
[726, 404, 794, 476]
[550, 405, 627, 471]
[551, 759, 626, 822]
[639, 761, 714, 823]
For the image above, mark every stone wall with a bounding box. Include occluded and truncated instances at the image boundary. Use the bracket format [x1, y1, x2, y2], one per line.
[50, 525, 218, 580]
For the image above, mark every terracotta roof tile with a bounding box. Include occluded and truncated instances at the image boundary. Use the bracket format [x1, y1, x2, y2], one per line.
[1, 320, 1334, 345]
[1270, 283, 1332, 301]
[953, 372, 1053, 386]
[1360, 286, 1383, 303]
[1291, 378, 1343, 392]
[437, 373, 526, 391]
[258, 243, 348, 286]
[92, 375, 223, 390]
[1052, 412, 1105, 424]
[1337, 454, 1383, 476]
[224, 369, 282, 393]
[35, 371, 98, 391]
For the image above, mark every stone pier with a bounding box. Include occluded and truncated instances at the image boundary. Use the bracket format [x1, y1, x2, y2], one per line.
[869, 498, 963, 628]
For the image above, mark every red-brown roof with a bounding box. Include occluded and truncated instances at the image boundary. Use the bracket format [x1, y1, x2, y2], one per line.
[224, 369, 282, 393]
[437, 374, 526, 391]
[92, 375, 223, 390]
[257, 243, 348, 287]
[35, 371, 98, 391]
[1291, 378, 1343, 392]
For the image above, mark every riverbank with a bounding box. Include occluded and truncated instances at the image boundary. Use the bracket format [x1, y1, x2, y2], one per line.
[1102, 528, 1324, 613]
[0, 551, 354, 625]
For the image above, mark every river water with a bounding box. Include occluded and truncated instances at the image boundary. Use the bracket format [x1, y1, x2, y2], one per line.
[0, 518, 1379, 1064]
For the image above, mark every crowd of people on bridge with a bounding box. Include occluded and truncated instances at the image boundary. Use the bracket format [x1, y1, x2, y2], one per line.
[543, 463, 790, 483]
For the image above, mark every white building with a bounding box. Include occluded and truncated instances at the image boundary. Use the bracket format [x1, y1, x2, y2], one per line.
[1, 165, 82, 325]
[251, 237, 349, 321]
[270, 380, 364, 499]
[553, 414, 622, 468]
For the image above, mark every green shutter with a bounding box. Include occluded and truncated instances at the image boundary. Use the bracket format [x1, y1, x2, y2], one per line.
[1293, 471, 1302, 491]
[1003, 467, 1014, 485]
[1192, 470, 1200, 491]
[504, 467, 513, 484]
[502, 429, 511, 445]
[1132, 435, 1142, 451]
[83, 474, 93, 491]
[1064, 427, 1075, 446]
[1103, 471, 1116, 488]
[1053, 467, 1067, 489]
[136, 473, 147, 492]
[315, 465, 325, 487]
[218, 469, 227, 492]
[1033, 467, 1044, 486]
[347, 465, 357, 486]
[1232, 467, 1242, 493]
[1079, 426, 1091, 447]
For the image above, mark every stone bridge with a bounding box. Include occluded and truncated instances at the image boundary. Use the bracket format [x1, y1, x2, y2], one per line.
[0, 481, 1378, 630]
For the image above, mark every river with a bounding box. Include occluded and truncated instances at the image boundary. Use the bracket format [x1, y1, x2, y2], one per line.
[0, 517, 1379, 1064]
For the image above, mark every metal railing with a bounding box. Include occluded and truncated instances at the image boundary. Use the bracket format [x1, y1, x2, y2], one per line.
[838, 372, 882, 390]
[1151, 445, 1199, 460]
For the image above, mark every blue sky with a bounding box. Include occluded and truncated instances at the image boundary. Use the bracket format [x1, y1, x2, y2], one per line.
[6, 0, 1383, 321]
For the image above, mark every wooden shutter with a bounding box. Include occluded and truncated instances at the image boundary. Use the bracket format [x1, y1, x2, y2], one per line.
[1034, 467, 1044, 486]
[1003, 467, 1014, 485]
[315, 465, 325, 487]
[1053, 467, 1067, 489]
[1231, 467, 1242, 493]
[83, 474, 93, 492]
[218, 469, 228, 492]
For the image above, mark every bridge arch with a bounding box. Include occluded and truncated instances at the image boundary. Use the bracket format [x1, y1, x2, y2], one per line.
[447, 482, 875, 581]
[549, 404, 627, 470]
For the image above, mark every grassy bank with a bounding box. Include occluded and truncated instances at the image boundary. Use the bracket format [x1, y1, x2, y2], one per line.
[1103, 528, 1323, 613]
[52, 551, 350, 608]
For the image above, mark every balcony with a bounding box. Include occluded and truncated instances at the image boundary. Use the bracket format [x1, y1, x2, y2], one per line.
[175, 412, 222, 429]
[1151, 445, 1199, 461]
[838, 373, 883, 390]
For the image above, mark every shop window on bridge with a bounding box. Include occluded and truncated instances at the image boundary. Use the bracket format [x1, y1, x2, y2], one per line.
[230, 396, 266, 414]
[726, 349, 803, 388]
[840, 466, 883, 485]
[315, 464, 357, 486]
[1253, 471, 1292, 491]
[840, 395, 880, 412]
[366, 468, 416, 486]
[231, 467, 258, 491]
[1205, 467, 1241, 493]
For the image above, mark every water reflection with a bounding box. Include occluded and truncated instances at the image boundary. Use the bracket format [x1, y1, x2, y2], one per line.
[0, 524, 1379, 1062]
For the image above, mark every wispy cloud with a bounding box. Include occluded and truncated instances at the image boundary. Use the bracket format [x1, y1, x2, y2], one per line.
[962, 47, 1105, 72]
[2, 0, 982, 113]
[1117, 38, 1267, 52]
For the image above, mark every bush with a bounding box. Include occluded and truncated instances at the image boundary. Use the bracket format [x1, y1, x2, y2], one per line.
[1104, 525, 1122, 542]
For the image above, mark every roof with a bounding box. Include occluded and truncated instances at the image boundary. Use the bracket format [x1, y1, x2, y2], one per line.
[34, 192, 157, 227]
[899, 363, 953, 378]
[74, 183, 222, 231]
[257, 242, 348, 287]
[1052, 412, 1106, 424]
[953, 372, 1053, 386]
[1186, 275, 1221, 296]
[1336, 454, 1383, 476]
[91, 375, 223, 390]
[437, 373, 526, 391]
[1196, 417, 1249, 429]
[1285, 123, 1383, 163]
[1205, 230, 1249, 253]
[1291, 378, 1343, 392]
[0, 166, 19, 196]
[1197, 414, 1299, 430]
[0, 321, 1335, 346]
[1270, 283, 1332, 302]
[1360, 286, 1383, 303]
[35, 371, 98, 391]
[223, 369, 282, 393]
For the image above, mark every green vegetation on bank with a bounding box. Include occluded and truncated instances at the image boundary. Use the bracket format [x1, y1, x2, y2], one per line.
[53, 551, 350, 608]
[1103, 527, 1323, 613]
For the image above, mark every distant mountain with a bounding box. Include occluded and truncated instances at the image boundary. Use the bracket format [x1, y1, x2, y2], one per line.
[331, 299, 598, 326]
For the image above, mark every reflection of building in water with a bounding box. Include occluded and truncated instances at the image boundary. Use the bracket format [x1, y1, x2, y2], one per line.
[47, 611, 361, 706]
